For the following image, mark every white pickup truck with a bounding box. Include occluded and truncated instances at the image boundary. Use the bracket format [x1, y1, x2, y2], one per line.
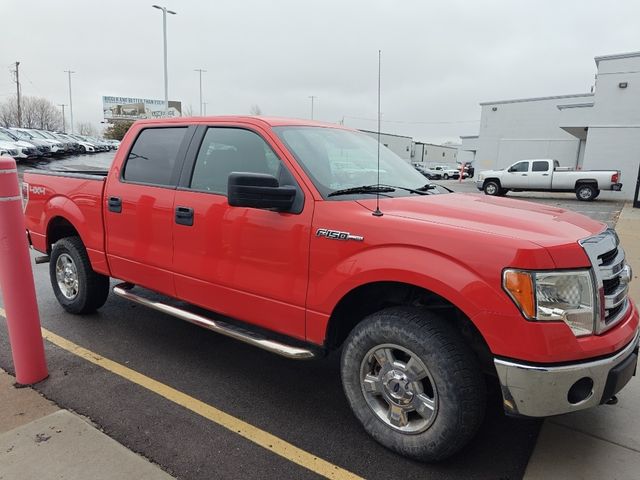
[476, 159, 623, 201]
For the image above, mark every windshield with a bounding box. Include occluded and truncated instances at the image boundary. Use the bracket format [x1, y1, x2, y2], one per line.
[0, 131, 16, 143]
[274, 126, 429, 198]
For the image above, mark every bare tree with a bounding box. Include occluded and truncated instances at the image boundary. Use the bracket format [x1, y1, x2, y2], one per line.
[77, 122, 96, 136]
[249, 104, 263, 115]
[0, 96, 62, 130]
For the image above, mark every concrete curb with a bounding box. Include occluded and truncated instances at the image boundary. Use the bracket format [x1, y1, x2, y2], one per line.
[0, 370, 174, 480]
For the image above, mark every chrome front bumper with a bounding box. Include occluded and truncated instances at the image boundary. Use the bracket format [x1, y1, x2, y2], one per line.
[494, 327, 639, 417]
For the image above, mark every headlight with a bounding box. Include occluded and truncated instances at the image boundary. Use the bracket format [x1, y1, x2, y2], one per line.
[477, 174, 484, 181]
[503, 269, 595, 337]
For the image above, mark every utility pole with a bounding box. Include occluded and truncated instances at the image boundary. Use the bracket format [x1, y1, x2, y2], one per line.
[13, 62, 21, 127]
[64, 70, 75, 133]
[58, 104, 67, 132]
[194, 69, 207, 115]
[152, 5, 177, 115]
[308, 95, 317, 120]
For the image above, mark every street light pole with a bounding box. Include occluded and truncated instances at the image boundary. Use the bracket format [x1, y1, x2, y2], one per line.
[58, 104, 67, 133]
[64, 70, 75, 133]
[194, 68, 207, 115]
[308, 95, 317, 120]
[152, 5, 177, 115]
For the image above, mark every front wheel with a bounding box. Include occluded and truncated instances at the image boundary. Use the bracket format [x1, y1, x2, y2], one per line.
[50, 236, 110, 314]
[341, 307, 486, 462]
[483, 180, 502, 196]
[442, 173, 449, 180]
[576, 184, 598, 201]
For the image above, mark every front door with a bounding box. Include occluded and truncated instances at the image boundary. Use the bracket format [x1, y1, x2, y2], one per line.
[171, 125, 313, 339]
[505, 160, 530, 188]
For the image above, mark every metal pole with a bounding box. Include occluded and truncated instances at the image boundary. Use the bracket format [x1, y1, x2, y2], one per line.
[194, 69, 207, 115]
[153, 6, 176, 116]
[308, 96, 317, 120]
[15, 62, 21, 128]
[64, 70, 75, 133]
[58, 104, 67, 133]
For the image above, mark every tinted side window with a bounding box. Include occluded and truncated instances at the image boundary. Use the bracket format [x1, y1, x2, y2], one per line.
[190, 128, 279, 194]
[532, 161, 549, 172]
[123, 127, 187, 185]
[511, 161, 529, 172]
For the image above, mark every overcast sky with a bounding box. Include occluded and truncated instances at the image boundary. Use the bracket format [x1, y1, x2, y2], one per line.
[2, 0, 638, 143]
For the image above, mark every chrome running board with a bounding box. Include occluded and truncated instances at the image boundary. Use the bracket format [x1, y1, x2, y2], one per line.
[113, 283, 315, 360]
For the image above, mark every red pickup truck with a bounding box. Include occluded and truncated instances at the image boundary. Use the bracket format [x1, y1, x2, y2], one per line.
[23, 117, 638, 461]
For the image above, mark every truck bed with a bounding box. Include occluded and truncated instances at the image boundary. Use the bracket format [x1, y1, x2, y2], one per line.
[23, 168, 110, 275]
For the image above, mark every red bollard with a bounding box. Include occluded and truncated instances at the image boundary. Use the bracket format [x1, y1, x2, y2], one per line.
[0, 157, 47, 384]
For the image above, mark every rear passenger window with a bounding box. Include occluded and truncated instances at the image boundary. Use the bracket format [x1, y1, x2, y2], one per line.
[532, 161, 549, 172]
[123, 127, 187, 185]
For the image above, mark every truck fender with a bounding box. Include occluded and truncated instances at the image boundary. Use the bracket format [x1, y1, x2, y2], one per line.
[43, 196, 110, 275]
[308, 245, 516, 343]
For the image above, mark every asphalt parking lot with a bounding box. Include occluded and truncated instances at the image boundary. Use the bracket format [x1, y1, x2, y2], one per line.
[1, 157, 628, 479]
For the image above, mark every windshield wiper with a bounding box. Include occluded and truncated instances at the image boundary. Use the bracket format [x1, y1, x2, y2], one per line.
[328, 185, 396, 197]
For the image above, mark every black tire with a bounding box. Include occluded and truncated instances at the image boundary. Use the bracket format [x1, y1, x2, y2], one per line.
[50, 236, 110, 314]
[575, 183, 598, 201]
[483, 180, 501, 196]
[443, 173, 449, 180]
[341, 307, 486, 462]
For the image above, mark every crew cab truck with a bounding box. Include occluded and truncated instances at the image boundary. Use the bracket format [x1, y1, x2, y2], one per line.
[23, 117, 638, 462]
[477, 159, 623, 201]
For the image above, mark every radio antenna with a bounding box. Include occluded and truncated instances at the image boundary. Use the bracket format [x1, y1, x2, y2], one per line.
[372, 49, 383, 217]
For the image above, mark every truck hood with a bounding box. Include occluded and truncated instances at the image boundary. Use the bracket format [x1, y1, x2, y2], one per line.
[357, 193, 605, 248]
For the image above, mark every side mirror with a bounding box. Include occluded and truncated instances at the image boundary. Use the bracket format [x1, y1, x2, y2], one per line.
[227, 172, 296, 212]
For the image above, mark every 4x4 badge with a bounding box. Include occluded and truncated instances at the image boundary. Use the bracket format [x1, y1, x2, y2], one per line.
[316, 228, 364, 242]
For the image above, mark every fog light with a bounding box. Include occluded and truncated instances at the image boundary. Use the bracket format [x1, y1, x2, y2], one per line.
[568, 377, 594, 404]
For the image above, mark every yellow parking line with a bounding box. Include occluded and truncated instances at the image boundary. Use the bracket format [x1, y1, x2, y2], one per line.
[0, 307, 362, 480]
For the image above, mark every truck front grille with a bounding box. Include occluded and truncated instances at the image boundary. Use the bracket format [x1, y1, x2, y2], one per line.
[580, 229, 630, 334]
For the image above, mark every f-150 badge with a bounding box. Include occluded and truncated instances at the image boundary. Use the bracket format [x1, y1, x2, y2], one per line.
[316, 228, 364, 242]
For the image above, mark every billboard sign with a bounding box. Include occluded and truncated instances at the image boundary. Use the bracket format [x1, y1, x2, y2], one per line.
[102, 96, 182, 120]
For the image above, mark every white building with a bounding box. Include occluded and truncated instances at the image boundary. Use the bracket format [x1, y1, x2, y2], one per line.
[360, 129, 413, 161]
[412, 142, 459, 166]
[459, 51, 640, 200]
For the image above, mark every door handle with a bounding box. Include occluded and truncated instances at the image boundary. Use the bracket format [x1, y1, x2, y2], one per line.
[542, 173, 550, 176]
[175, 206, 194, 226]
[521, 173, 528, 176]
[108, 196, 122, 213]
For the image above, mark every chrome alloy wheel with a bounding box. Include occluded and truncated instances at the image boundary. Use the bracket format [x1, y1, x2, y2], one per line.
[55, 253, 79, 300]
[578, 186, 592, 200]
[484, 183, 497, 195]
[360, 343, 438, 434]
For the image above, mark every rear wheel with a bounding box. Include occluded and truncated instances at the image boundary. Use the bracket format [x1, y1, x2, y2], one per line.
[576, 184, 598, 201]
[50, 236, 110, 314]
[341, 307, 486, 462]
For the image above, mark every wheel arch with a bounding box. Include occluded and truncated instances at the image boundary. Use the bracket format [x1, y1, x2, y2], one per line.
[46, 215, 81, 254]
[324, 280, 495, 373]
[574, 178, 598, 189]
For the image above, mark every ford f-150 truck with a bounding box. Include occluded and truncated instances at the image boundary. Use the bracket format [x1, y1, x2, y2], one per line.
[476, 159, 623, 201]
[22, 117, 638, 462]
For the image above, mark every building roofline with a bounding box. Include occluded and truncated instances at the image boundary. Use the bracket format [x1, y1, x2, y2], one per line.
[413, 141, 459, 148]
[358, 129, 413, 139]
[479, 92, 593, 106]
[595, 51, 640, 66]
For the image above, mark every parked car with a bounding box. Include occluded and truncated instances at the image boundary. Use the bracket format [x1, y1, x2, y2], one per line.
[476, 159, 623, 201]
[0, 129, 39, 159]
[413, 163, 442, 180]
[68, 134, 98, 153]
[432, 165, 467, 180]
[24, 129, 65, 155]
[9, 128, 52, 157]
[23, 117, 638, 462]
[52, 133, 82, 154]
[0, 140, 19, 159]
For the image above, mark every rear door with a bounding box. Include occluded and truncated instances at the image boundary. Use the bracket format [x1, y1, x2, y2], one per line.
[171, 124, 312, 339]
[104, 125, 194, 296]
[504, 161, 530, 188]
[528, 160, 553, 189]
